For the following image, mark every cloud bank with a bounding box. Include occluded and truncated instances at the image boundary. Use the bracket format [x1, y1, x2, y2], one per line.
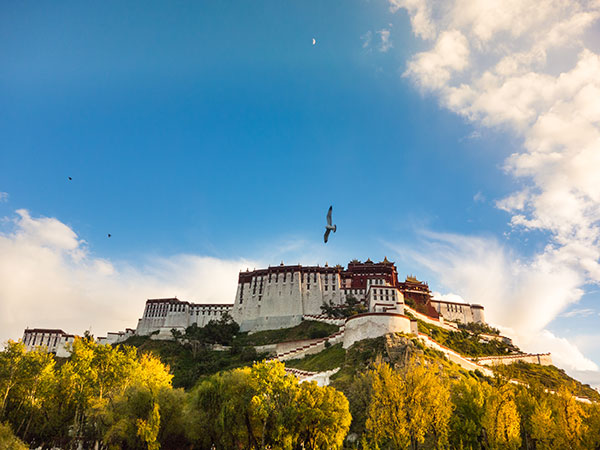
[389, 0, 600, 375]
[0, 209, 256, 345]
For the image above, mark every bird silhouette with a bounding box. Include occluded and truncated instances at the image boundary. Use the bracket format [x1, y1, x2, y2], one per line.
[324, 206, 337, 243]
[107, 234, 111, 238]
[68, 177, 72, 181]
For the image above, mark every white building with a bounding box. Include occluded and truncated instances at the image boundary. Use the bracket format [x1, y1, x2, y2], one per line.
[127, 259, 486, 336]
[231, 259, 482, 332]
[22, 328, 75, 358]
[135, 298, 233, 338]
[430, 299, 485, 324]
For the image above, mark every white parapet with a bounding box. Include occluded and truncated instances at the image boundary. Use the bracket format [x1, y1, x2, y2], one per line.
[342, 312, 413, 349]
[475, 353, 553, 366]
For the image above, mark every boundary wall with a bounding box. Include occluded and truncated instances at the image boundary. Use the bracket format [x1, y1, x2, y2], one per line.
[475, 353, 552, 366]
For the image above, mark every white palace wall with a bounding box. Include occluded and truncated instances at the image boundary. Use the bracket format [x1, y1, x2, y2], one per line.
[232, 269, 347, 332]
[136, 298, 233, 337]
[343, 313, 415, 349]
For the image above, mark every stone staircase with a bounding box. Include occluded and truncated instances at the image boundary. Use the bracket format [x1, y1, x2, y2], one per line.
[302, 314, 346, 326]
[270, 324, 346, 362]
[284, 367, 341, 386]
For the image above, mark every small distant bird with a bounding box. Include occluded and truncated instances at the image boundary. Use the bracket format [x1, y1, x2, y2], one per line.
[312, 38, 316, 45]
[324, 206, 337, 243]
[68, 177, 72, 181]
[107, 233, 111, 238]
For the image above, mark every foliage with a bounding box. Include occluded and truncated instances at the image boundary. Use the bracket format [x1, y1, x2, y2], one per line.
[360, 358, 453, 450]
[449, 377, 487, 449]
[0, 337, 186, 449]
[417, 319, 519, 357]
[493, 361, 600, 402]
[457, 322, 501, 336]
[171, 312, 240, 357]
[320, 295, 367, 319]
[3, 326, 600, 449]
[120, 335, 267, 389]
[186, 360, 351, 449]
[0, 422, 27, 450]
[481, 383, 521, 450]
[285, 343, 346, 372]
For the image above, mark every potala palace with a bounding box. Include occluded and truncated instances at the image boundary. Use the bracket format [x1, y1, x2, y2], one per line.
[134, 258, 484, 338]
[22, 258, 552, 374]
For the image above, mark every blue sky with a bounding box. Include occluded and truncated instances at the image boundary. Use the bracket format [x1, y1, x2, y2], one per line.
[2, 1, 600, 386]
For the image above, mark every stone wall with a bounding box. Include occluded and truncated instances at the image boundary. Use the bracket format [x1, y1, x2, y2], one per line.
[475, 353, 553, 366]
[342, 313, 413, 349]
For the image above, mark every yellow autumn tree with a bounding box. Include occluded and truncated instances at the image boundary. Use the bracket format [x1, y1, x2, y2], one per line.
[137, 402, 161, 450]
[401, 357, 452, 449]
[364, 361, 410, 449]
[553, 386, 588, 450]
[482, 383, 521, 450]
[530, 397, 556, 450]
[449, 376, 486, 449]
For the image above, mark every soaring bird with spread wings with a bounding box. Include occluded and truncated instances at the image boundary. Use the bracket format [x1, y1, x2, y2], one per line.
[324, 206, 337, 243]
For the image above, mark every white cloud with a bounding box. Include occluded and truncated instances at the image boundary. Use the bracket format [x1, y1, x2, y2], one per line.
[0, 192, 8, 203]
[405, 29, 470, 90]
[378, 29, 393, 53]
[362, 31, 372, 49]
[399, 231, 597, 373]
[473, 191, 485, 203]
[561, 308, 596, 318]
[391, 0, 600, 380]
[431, 291, 467, 304]
[0, 210, 257, 345]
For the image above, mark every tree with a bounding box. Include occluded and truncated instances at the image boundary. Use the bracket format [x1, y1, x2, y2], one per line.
[321, 295, 367, 319]
[187, 366, 257, 449]
[401, 358, 452, 449]
[186, 361, 351, 449]
[482, 383, 521, 450]
[552, 386, 588, 450]
[364, 360, 410, 449]
[0, 341, 27, 420]
[249, 360, 299, 449]
[293, 381, 351, 450]
[137, 402, 161, 450]
[0, 422, 27, 450]
[530, 397, 556, 450]
[449, 377, 486, 450]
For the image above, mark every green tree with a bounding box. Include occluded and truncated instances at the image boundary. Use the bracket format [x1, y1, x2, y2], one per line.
[0, 341, 27, 420]
[187, 366, 257, 449]
[249, 360, 299, 448]
[293, 381, 351, 449]
[530, 397, 556, 450]
[137, 402, 161, 450]
[449, 377, 486, 450]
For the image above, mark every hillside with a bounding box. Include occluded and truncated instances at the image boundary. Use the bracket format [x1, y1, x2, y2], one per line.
[120, 320, 338, 388]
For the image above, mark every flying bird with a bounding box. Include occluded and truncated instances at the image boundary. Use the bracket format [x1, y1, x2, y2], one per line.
[312, 38, 316, 45]
[107, 233, 111, 238]
[68, 177, 72, 181]
[324, 206, 337, 243]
